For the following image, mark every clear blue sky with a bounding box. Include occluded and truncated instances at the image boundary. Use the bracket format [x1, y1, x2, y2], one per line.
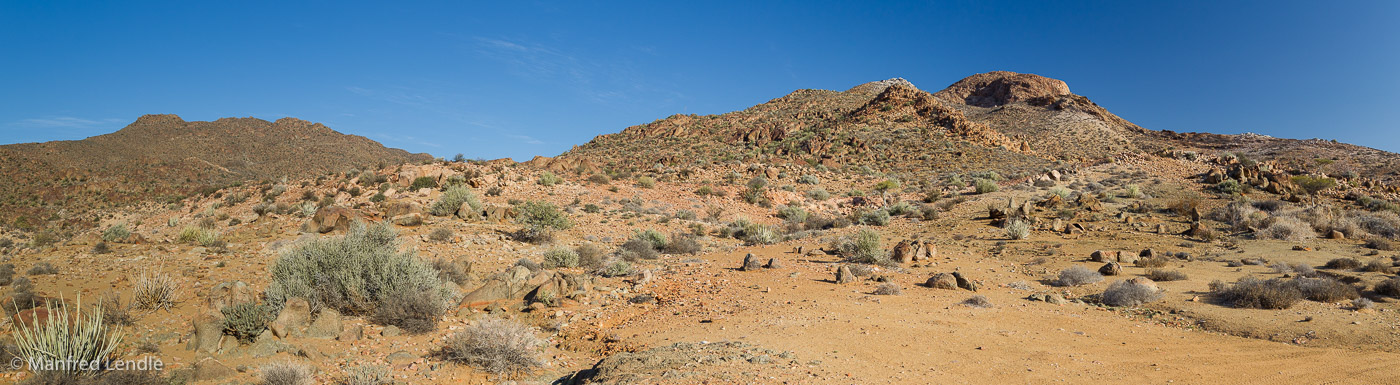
[2, 1, 1397, 160]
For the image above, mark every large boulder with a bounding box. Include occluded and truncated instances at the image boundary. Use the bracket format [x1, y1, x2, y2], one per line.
[306, 309, 343, 339]
[382, 202, 421, 218]
[891, 240, 915, 264]
[1099, 262, 1123, 276]
[269, 297, 312, 338]
[925, 273, 957, 290]
[310, 206, 362, 233]
[835, 265, 855, 284]
[187, 312, 224, 354]
[482, 204, 517, 223]
[739, 254, 763, 271]
[459, 266, 541, 307]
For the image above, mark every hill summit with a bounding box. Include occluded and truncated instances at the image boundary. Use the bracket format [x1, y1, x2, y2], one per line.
[0, 115, 429, 229]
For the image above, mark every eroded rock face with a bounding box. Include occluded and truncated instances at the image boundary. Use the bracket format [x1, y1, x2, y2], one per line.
[933, 71, 1072, 108]
[310, 206, 362, 233]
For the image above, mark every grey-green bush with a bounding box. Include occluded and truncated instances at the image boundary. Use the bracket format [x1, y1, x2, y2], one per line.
[264, 222, 448, 316]
[430, 185, 481, 216]
[442, 317, 543, 375]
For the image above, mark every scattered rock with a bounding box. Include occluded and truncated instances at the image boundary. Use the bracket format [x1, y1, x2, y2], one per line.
[269, 297, 311, 339]
[339, 325, 363, 341]
[1329, 230, 1346, 240]
[207, 280, 255, 315]
[382, 325, 403, 337]
[188, 312, 224, 354]
[310, 206, 362, 233]
[952, 271, 978, 292]
[740, 254, 763, 271]
[1099, 262, 1123, 276]
[306, 309, 343, 339]
[925, 273, 957, 290]
[193, 357, 235, 382]
[764, 258, 781, 269]
[835, 265, 855, 284]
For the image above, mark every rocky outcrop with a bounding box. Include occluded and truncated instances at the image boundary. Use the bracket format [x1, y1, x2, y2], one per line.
[933, 71, 1072, 108]
[310, 206, 362, 233]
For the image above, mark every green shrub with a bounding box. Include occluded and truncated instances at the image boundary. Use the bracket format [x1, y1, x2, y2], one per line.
[582, 203, 601, 213]
[974, 178, 998, 194]
[537, 172, 563, 187]
[633, 229, 668, 250]
[740, 223, 780, 245]
[1291, 175, 1336, 195]
[1216, 179, 1243, 195]
[543, 247, 580, 268]
[264, 222, 448, 316]
[856, 209, 891, 226]
[514, 201, 572, 242]
[807, 188, 830, 201]
[833, 229, 883, 264]
[409, 176, 438, 191]
[222, 302, 271, 343]
[430, 185, 481, 216]
[874, 179, 900, 193]
[12, 296, 123, 378]
[102, 224, 130, 243]
[635, 176, 656, 188]
[797, 175, 820, 185]
[428, 227, 453, 242]
[597, 258, 635, 277]
[885, 201, 915, 216]
[776, 205, 809, 223]
[369, 193, 387, 203]
[587, 174, 611, 184]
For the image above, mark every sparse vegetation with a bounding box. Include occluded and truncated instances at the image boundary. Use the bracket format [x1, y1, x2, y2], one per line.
[1055, 266, 1103, 286]
[1102, 280, 1163, 307]
[265, 222, 448, 318]
[372, 287, 446, 334]
[1145, 269, 1187, 281]
[430, 185, 481, 216]
[1005, 219, 1030, 240]
[132, 270, 178, 311]
[543, 247, 580, 268]
[442, 317, 544, 375]
[1211, 277, 1302, 309]
[974, 178, 998, 194]
[872, 283, 902, 295]
[222, 302, 271, 343]
[259, 362, 313, 385]
[12, 296, 123, 378]
[832, 229, 884, 264]
[101, 224, 130, 243]
[537, 171, 563, 186]
[514, 201, 572, 243]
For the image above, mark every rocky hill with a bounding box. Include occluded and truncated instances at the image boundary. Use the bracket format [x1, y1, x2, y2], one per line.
[546, 72, 1168, 181]
[0, 114, 429, 230]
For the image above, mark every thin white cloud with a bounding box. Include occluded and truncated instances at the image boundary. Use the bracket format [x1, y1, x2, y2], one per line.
[507, 134, 545, 145]
[11, 116, 123, 128]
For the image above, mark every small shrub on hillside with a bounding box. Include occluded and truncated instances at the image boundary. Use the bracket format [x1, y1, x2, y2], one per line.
[663, 233, 702, 254]
[1324, 257, 1363, 270]
[100, 292, 134, 326]
[1215, 179, 1244, 195]
[856, 209, 891, 226]
[1102, 280, 1163, 307]
[1291, 175, 1337, 195]
[514, 201, 572, 243]
[442, 317, 544, 375]
[1259, 217, 1315, 241]
[776, 205, 809, 223]
[635, 176, 656, 188]
[1054, 266, 1103, 286]
[485, 186, 503, 196]
[797, 175, 820, 184]
[832, 229, 884, 264]
[575, 243, 605, 269]
[342, 365, 393, 385]
[1005, 219, 1030, 240]
[0, 264, 14, 286]
[222, 302, 272, 343]
[27, 262, 58, 275]
[430, 185, 481, 217]
[133, 270, 178, 311]
[1145, 269, 1188, 281]
[429, 227, 453, 242]
[1365, 237, 1395, 251]
[1212, 277, 1302, 309]
[596, 258, 634, 277]
[537, 172, 563, 187]
[633, 229, 668, 250]
[873, 179, 900, 193]
[885, 201, 915, 217]
[372, 287, 446, 334]
[260, 362, 313, 385]
[1375, 277, 1400, 298]
[1361, 259, 1396, 274]
[974, 178, 998, 194]
[587, 174, 611, 184]
[543, 247, 580, 268]
[1291, 277, 1359, 303]
[409, 176, 438, 191]
[619, 238, 659, 261]
[102, 224, 130, 243]
[808, 188, 831, 201]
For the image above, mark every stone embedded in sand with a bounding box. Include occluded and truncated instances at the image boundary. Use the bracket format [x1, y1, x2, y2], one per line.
[1076, 194, 1103, 212]
[953, 271, 978, 292]
[188, 312, 224, 353]
[193, 357, 235, 382]
[891, 240, 915, 264]
[741, 254, 763, 271]
[765, 258, 781, 269]
[835, 265, 855, 284]
[1329, 230, 1346, 240]
[925, 273, 957, 290]
[1099, 262, 1123, 276]
[391, 213, 423, 226]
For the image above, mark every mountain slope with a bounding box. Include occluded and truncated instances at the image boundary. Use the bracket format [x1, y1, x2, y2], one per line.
[549, 72, 1161, 179]
[0, 114, 429, 229]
